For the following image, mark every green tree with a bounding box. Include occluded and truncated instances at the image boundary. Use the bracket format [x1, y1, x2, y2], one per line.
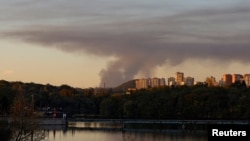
[123, 100, 137, 118]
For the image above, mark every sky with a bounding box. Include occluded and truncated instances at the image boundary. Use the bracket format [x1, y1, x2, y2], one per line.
[1, 0, 250, 88]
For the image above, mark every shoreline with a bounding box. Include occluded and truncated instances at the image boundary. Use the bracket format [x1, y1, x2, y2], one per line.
[1, 116, 250, 126]
[67, 118, 250, 125]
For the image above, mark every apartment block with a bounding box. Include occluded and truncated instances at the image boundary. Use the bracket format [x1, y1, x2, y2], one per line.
[207, 76, 219, 86]
[150, 77, 161, 88]
[135, 78, 150, 89]
[222, 74, 232, 87]
[167, 77, 176, 86]
[184, 77, 195, 86]
[159, 78, 166, 86]
[244, 74, 250, 87]
[232, 74, 243, 83]
[176, 72, 184, 85]
[135, 77, 166, 89]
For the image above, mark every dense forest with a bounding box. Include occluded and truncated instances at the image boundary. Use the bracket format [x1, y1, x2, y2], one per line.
[0, 79, 250, 120]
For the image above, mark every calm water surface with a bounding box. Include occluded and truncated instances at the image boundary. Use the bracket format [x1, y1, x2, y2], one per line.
[41, 122, 207, 141]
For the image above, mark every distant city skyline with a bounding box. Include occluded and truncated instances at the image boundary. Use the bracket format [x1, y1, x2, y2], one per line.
[1, 0, 250, 88]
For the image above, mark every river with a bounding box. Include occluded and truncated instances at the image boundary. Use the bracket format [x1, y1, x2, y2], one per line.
[39, 121, 208, 141]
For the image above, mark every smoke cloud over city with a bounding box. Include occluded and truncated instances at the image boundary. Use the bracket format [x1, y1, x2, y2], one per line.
[1, 0, 250, 87]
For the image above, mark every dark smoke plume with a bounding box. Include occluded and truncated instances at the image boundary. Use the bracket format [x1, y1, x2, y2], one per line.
[2, 1, 250, 87]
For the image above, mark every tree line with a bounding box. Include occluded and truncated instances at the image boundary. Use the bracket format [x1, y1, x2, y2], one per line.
[0, 80, 250, 120]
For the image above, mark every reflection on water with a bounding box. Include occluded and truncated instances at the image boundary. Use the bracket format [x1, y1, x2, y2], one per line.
[41, 122, 207, 141]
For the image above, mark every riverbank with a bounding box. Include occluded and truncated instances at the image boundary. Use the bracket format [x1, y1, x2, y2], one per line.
[66, 118, 250, 131]
[1, 116, 250, 127]
[0, 116, 67, 125]
[67, 118, 250, 125]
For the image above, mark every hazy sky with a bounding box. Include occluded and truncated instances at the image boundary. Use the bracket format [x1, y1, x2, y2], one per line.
[1, 0, 250, 88]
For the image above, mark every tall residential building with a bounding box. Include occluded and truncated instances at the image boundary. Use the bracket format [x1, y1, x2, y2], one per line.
[232, 74, 243, 83]
[176, 72, 184, 85]
[167, 77, 176, 86]
[151, 77, 161, 88]
[207, 76, 219, 86]
[210, 76, 219, 86]
[150, 77, 166, 87]
[135, 77, 166, 89]
[244, 74, 250, 87]
[184, 77, 194, 86]
[159, 78, 166, 87]
[222, 74, 232, 87]
[135, 78, 150, 89]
